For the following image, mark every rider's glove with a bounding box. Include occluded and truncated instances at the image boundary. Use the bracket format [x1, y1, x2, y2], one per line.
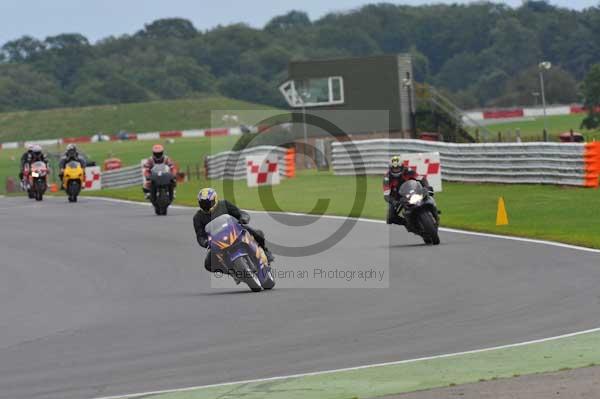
[239, 213, 250, 225]
[427, 187, 435, 197]
[199, 236, 209, 248]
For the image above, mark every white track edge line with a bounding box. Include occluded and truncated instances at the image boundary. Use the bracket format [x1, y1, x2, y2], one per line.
[85, 196, 600, 254]
[92, 325, 600, 399]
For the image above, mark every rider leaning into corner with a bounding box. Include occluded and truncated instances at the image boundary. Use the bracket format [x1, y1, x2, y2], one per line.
[383, 155, 434, 226]
[193, 188, 275, 281]
[58, 144, 87, 184]
[142, 144, 176, 199]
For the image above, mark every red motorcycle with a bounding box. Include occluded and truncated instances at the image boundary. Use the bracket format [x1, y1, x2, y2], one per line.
[24, 161, 49, 201]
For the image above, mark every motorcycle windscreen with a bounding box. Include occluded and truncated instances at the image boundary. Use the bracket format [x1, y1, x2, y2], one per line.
[30, 161, 48, 177]
[205, 214, 247, 258]
[31, 161, 47, 171]
[150, 164, 173, 186]
[398, 179, 424, 198]
[67, 161, 81, 169]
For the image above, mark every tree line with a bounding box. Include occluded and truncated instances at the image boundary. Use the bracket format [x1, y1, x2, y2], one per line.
[1, 1, 600, 114]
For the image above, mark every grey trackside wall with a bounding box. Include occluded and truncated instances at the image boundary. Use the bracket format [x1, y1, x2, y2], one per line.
[332, 139, 586, 186]
[101, 165, 143, 189]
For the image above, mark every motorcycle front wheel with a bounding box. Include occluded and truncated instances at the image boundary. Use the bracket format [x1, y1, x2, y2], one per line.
[418, 210, 440, 245]
[232, 257, 262, 292]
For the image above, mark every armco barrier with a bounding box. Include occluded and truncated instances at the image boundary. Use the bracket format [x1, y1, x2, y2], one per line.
[101, 165, 143, 189]
[206, 146, 293, 180]
[332, 139, 600, 187]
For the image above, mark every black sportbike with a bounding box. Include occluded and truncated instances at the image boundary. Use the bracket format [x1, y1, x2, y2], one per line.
[149, 164, 175, 216]
[395, 179, 440, 245]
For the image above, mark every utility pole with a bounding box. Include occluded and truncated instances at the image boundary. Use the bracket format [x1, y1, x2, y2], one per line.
[538, 61, 551, 141]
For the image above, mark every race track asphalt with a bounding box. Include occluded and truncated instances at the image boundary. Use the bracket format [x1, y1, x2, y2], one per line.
[1, 196, 599, 399]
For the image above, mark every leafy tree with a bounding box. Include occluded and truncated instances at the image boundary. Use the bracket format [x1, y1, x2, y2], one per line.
[37, 33, 92, 89]
[490, 65, 578, 107]
[71, 76, 151, 106]
[0, 64, 63, 111]
[1, 36, 46, 62]
[218, 74, 282, 105]
[45, 33, 90, 49]
[315, 26, 380, 56]
[488, 18, 540, 76]
[435, 52, 482, 91]
[265, 11, 311, 33]
[581, 64, 600, 129]
[138, 18, 197, 40]
[410, 47, 430, 82]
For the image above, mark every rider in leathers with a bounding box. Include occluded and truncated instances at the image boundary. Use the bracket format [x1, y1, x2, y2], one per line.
[384, 156, 433, 226]
[58, 144, 87, 184]
[193, 188, 274, 281]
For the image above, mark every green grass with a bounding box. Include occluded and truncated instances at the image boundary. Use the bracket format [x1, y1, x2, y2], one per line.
[0, 96, 274, 142]
[89, 170, 600, 249]
[111, 328, 600, 398]
[470, 113, 600, 142]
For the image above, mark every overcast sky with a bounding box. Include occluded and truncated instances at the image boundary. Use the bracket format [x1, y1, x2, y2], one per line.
[1, 0, 598, 44]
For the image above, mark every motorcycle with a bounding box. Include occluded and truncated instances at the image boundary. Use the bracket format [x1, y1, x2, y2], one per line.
[62, 160, 85, 203]
[395, 179, 440, 245]
[26, 161, 49, 201]
[205, 214, 275, 292]
[149, 164, 174, 215]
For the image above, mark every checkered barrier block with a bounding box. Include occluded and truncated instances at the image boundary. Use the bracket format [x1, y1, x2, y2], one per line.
[246, 154, 280, 188]
[84, 166, 101, 190]
[400, 152, 442, 192]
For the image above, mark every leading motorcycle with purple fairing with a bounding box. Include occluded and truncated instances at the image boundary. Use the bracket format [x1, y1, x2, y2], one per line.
[205, 214, 275, 292]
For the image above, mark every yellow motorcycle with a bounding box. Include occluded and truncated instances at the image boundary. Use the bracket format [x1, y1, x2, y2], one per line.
[62, 160, 85, 202]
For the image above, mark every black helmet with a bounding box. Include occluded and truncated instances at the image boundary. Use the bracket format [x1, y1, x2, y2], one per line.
[152, 144, 165, 163]
[66, 144, 77, 158]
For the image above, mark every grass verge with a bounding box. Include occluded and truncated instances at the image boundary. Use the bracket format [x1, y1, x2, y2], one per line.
[0, 96, 273, 142]
[107, 329, 600, 398]
[469, 113, 600, 142]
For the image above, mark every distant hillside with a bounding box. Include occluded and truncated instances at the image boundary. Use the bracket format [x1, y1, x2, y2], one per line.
[0, 97, 274, 142]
